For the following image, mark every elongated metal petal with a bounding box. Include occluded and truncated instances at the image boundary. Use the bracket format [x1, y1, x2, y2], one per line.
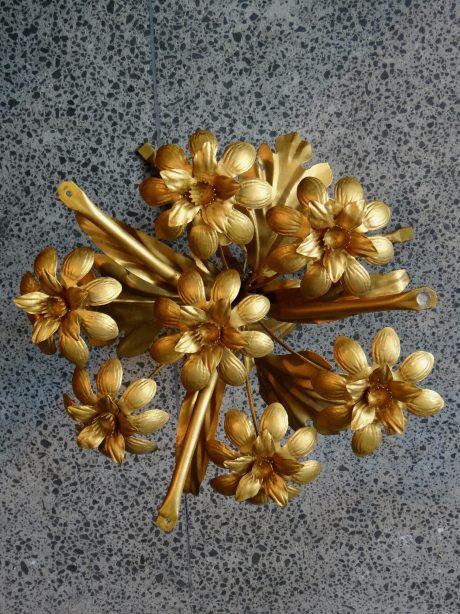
[119, 378, 157, 414]
[206, 439, 238, 467]
[224, 409, 256, 449]
[96, 357, 123, 398]
[59, 332, 89, 365]
[178, 269, 206, 305]
[83, 278, 122, 306]
[188, 224, 219, 258]
[334, 176, 364, 204]
[150, 333, 184, 364]
[125, 436, 158, 454]
[129, 409, 169, 434]
[240, 331, 274, 358]
[211, 269, 241, 303]
[406, 389, 444, 416]
[351, 424, 382, 456]
[72, 367, 97, 405]
[362, 201, 391, 230]
[260, 403, 288, 442]
[371, 327, 400, 366]
[235, 471, 262, 501]
[210, 473, 240, 497]
[218, 141, 256, 176]
[351, 400, 375, 431]
[286, 426, 317, 458]
[397, 351, 435, 383]
[181, 354, 211, 391]
[61, 247, 94, 286]
[297, 176, 328, 207]
[290, 460, 321, 484]
[32, 316, 60, 343]
[334, 336, 369, 375]
[79, 309, 118, 341]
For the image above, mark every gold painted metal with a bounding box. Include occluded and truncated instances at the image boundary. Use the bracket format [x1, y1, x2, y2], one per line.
[14, 131, 444, 531]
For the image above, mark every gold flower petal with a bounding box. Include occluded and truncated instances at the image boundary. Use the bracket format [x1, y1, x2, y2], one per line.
[381, 401, 406, 434]
[334, 176, 364, 204]
[192, 141, 217, 178]
[175, 330, 202, 354]
[225, 209, 255, 245]
[214, 175, 240, 200]
[61, 247, 94, 286]
[351, 424, 382, 456]
[235, 179, 272, 209]
[96, 357, 123, 398]
[125, 436, 158, 454]
[296, 230, 323, 259]
[406, 389, 444, 416]
[362, 201, 391, 231]
[235, 472, 262, 501]
[188, 224, 219, 258]
[345, 378, 368, 403]
[177, 270, 206, 305]
[303, 162, 333, 188]
[315, 404, 353, 434]
[300, 263, 332, 299]
[155, 209, 186, 240]
[233, 294, 270, 326]
[266, 205, 310, 238]
[211, 269, 241, 303]
[168, 200, 200, 227]
[253, 429, 275, 456]
[77, 421, 106, 449]
[210, 473, 240, 497]
[218, 349, 247, 386]
[119, 378, 157, 414]
[218, 141, 256, 176]
[259, 402, 288, 442]
[129, 409, 169, 434]
[347, 232, 378, 258]
[72, 367, 97, 405]
[67, 404, 98, 422]
[224, 455, 254, 475]
[240, 331, 274, 358]
[265, 473, 289, 507]
[371, 327, 401, 366]
[14, 291, 50, 314]
[297, 176, 328, 207]
[139, 177, 174, 206]
[34, 246, 58, 279]
[188, 130, 218, 156]
[307, 202, 334, 229]
[397, 351, 435, 383]
[342, 258, 371, 295]
[290, 460, 321, 484]
[285, 426, 317, 458]
[323, 250, 348, 283]
[103, 431, 125, 464]
[287, 484, 301, 501]
[206, 439, 238, 467]
[366, 237, 394, 265]
[59, 333, 89, 365]
[79, 310, 118, 341]
[335, 201, 365, 230]
[155, 144, 190, 171]
[32, 316, 60, 343]
[150, 333, 184, 364]
[224, 408, 256, 449]
[312, 371, 348, 401]
[160, 168, 193, 193]
[181, 354, 211, 390]
[20, 271, 40, 294]
[83, 278, 122, 307]
[154, 297, 181, 327]
[351, 400, 375, 431]
[267, 243, 308, 274]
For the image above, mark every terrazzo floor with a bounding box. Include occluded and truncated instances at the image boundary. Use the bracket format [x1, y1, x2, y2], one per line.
[0, 0, 459, 613]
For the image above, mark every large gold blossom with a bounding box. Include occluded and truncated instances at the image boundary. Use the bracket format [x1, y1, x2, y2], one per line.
[14, 246, 122, 365]
[64, 358, 169, 464]
[150, 268, 273, 390]
[267, 176, 393, 298]
[314, 327, 444, 455]
[139, 130, 273, 259]
[207, 403, 321, 506]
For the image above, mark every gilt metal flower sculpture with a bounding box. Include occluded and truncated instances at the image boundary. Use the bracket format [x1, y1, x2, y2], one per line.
[14, 131, 444, 532]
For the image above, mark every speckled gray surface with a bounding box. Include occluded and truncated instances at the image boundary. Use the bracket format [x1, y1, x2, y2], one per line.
[1, 0, 459, 613]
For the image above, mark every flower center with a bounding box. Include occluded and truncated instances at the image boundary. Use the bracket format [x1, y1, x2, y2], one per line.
[199, 322, 221, 344]
[255, 458, 274, 479]
[367, 385, 392, 407]
[47, 296, 68, 318]
[323, 225, 350, 250]
[188, 181, 217, 207]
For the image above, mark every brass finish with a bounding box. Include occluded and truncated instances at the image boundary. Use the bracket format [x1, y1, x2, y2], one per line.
[13, 131, 443, 531]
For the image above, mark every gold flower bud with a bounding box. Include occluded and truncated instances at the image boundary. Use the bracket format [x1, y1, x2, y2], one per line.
[188, 130, 218, 156]
[219, 141, 256, 176]
[236, 179, 273, 209]
[266, 205, 310, 238]
[297, 176, 328, 207]
[139, 177, 174, 207]
[155, 144, 190, 172]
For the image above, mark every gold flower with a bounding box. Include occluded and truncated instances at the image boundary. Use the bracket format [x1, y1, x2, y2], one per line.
[150, 268, 273, 390]
[138, 130, 273, 258]
[14, 246, 122, 365]
[267, 176, 392, 298]
[207, 403, 321, 506]
[64, 358, 169, 464]
[314, 327, 444, 455]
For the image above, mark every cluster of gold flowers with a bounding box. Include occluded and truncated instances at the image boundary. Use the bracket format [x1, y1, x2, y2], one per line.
[14, 130, 444, 531]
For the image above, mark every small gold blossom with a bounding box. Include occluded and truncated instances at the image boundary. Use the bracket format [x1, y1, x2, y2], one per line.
[267, 176, 392, 298]
[207, 403, 321, 506]
[150, 268, 273, 390]
[14, 246, 122, 365]
[64, 358, 169, 464]
[313, 327, 444, 455]
[138, 130, 272, 258]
